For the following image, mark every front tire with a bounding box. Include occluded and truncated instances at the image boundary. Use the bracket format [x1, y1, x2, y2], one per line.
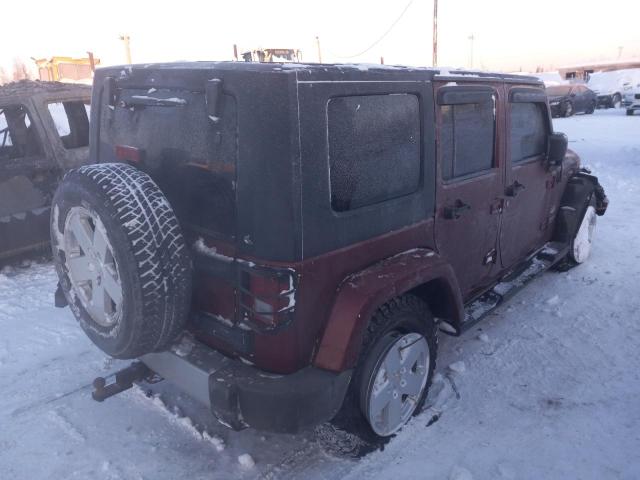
[51, 163, 192, 358]
[586, 101, 596, 114]
[612, 93, 622, 109]
[569, 200, 597, 264]
[627, 109, 635, 116]
[331, 295, 437, 444]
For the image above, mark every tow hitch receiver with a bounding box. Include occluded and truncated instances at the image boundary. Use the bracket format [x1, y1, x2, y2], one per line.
[92, 362, 156, 402]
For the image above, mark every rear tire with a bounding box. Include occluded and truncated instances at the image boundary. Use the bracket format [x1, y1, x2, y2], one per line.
[627, 109, 635, 116]
[563, 101, 574, 117]
[51, 163, 192, 359]
[328, 295, 437, 452]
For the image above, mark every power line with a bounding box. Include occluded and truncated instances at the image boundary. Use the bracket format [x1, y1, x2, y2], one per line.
[331, 0, 414, 59]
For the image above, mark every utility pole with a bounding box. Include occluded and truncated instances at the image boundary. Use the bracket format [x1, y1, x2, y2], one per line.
[87, 51, 96, 72]
[315, 36, 322, 63]
[119, 35, 132, 64]
[432, 0, 438, 66]
[468, 34, 475, 69]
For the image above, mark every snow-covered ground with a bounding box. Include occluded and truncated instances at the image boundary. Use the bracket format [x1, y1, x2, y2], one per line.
[1, 109, 639, 480]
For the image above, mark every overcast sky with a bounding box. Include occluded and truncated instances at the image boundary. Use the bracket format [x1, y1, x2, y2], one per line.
[2, 0, 639, 74]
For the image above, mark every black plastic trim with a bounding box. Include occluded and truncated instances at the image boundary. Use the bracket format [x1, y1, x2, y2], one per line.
[509, 87, 547, 103]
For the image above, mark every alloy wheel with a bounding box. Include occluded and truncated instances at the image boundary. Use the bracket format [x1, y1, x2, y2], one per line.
[364, 332, 430, 436]
[62, 206, 123, 327]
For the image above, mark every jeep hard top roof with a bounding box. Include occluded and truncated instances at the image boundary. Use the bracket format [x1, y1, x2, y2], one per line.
[90, 61, 543, 263]
[98, 61, 542, 85]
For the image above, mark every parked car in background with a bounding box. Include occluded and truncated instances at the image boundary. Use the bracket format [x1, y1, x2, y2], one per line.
[0, 80, 91, 261]
[588, 69, 640, 109]
[623, 84, 640, 115]
[50, 62, 607, 445]
[547, 84, 597, 117]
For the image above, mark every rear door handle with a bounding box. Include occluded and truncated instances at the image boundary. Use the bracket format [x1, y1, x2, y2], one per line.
[505, 181, 526, 197]
[444, 199, 471, 219]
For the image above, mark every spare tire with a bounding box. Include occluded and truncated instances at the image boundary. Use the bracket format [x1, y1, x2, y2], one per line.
[50, 163, 192, 358]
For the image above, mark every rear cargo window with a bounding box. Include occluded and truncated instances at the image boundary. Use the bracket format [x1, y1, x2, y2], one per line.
[102, 89, 237, 239]
[328, 94, 421, 212]
[48, 101, 90, 149]
[0, 105, 42, 160]
[440, 99, 495, 180]
[510, 103, 547, 163]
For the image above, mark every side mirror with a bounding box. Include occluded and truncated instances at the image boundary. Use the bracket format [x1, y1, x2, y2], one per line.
[548, 132, 568, 166]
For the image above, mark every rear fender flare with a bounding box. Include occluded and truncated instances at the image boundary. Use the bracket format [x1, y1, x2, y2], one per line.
[313, 248, 463, 372]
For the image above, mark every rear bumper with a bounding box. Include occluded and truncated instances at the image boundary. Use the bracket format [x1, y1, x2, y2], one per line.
[141, 339, 352, 434]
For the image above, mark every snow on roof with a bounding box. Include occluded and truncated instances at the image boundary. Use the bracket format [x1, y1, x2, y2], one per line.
[558, 57, 640, 70]
[0, 79, 90, 98]
[107, 61, 540, 83]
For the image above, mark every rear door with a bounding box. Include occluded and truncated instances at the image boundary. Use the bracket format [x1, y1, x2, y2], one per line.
[433, 82, 505, 298]
[0, 100, 58, 258]
[500, 86, 556, 269]
[574, 85, 587, 112]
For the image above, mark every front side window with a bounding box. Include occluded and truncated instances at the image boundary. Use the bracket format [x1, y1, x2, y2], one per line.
[510, 103, 547, 163]
[0, 105, 42, 160]
[328, 94, 421, 212]
[440, 98, 495, 180]
[48, 100, 90, 149]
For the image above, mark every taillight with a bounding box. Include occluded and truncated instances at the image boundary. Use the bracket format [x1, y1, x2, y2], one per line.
[115, 145, 143, 164]
[238, 265, 296, 333]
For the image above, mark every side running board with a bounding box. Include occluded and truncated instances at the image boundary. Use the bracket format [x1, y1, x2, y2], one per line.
[457, 241, 568, 334]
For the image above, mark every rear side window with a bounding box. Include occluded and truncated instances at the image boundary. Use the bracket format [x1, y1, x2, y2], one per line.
[328, 94, 421, 212]
[510, 103, 547, 163]
[48, 100, 91, 149]
[0, 105, 42, 160]
[440, 99, 495, 180]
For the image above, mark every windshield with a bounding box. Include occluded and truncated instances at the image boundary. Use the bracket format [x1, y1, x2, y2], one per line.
[546, 86, 573, 96]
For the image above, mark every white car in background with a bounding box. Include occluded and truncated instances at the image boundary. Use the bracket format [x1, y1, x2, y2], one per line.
[623, 85, 640, 116]
[587, 69, 640, 109]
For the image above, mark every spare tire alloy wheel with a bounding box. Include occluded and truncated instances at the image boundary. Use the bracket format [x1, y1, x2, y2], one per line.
[570, 205, 597, 264]
[362, 332, 430, 437]
[51, 163, 192, 359]
[63, 206, 123, 327]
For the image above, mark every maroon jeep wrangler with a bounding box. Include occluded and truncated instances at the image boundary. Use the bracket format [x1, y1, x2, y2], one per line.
[50, 62, 608, 440]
